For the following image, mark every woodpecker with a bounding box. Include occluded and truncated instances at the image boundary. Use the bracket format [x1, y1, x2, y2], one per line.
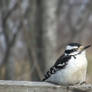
[42, 43, 91, 85]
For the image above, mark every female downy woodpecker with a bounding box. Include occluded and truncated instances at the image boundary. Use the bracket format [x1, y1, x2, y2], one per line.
[42, 43, 91, 85]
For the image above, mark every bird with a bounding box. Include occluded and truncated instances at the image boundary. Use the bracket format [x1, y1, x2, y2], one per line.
[42, 43, 91, 85]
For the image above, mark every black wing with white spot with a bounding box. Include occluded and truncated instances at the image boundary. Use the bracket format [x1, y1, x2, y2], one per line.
[42, 54, 71, 81]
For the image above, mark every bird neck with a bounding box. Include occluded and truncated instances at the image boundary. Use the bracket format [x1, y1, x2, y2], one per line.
[65, 51, 86, 59]
[71, 51, 86, 59]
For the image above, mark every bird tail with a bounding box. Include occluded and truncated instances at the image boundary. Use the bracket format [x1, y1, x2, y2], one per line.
[41, 78, 46, 81]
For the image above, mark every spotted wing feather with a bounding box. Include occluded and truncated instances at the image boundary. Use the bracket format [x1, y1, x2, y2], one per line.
[42, 54, 71, 81]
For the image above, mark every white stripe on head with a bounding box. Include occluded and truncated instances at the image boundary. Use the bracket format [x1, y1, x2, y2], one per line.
[66, 46, 78, 50]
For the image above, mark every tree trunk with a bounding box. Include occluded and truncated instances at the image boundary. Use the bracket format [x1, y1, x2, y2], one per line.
[24, 0, 59, 81]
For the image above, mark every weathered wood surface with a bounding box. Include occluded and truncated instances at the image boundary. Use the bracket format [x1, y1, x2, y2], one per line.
[0, 80, 91, 92]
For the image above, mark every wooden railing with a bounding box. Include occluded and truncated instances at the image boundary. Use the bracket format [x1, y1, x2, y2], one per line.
[0, 80, 91, 92]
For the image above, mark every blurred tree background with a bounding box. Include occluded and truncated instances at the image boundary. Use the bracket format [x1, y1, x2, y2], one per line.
[0, 0, 92, 83]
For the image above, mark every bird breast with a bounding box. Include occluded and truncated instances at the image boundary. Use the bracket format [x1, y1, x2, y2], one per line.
[46, 51, 88, 85]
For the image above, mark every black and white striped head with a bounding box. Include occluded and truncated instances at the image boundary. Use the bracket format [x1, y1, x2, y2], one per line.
[65, 43, 91, 55]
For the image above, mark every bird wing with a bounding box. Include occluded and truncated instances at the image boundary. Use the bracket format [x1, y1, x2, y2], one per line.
[42, 54, 71, 81]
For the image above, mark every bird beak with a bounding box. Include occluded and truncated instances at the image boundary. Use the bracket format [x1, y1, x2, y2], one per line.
[78, 45, 91, 52]
[83, 45, 91, 50]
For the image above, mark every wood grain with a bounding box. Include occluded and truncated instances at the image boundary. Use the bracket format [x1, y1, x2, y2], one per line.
[0, 80, 91, 92]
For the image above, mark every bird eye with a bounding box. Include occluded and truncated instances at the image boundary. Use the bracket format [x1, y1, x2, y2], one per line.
[65, 49, 77, 54]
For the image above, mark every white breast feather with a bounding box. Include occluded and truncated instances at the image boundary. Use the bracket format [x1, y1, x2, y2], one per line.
[46, 51, 87, 85]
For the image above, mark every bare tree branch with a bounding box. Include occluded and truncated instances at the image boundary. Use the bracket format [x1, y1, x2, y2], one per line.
[66, 0, 92, 42]
[0, 1, 21, 67]
[1, 1, 19, 45]
[0, 23, 22, 67]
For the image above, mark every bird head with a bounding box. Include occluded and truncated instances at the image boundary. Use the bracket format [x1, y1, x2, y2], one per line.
[65, 43, 91, 56]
